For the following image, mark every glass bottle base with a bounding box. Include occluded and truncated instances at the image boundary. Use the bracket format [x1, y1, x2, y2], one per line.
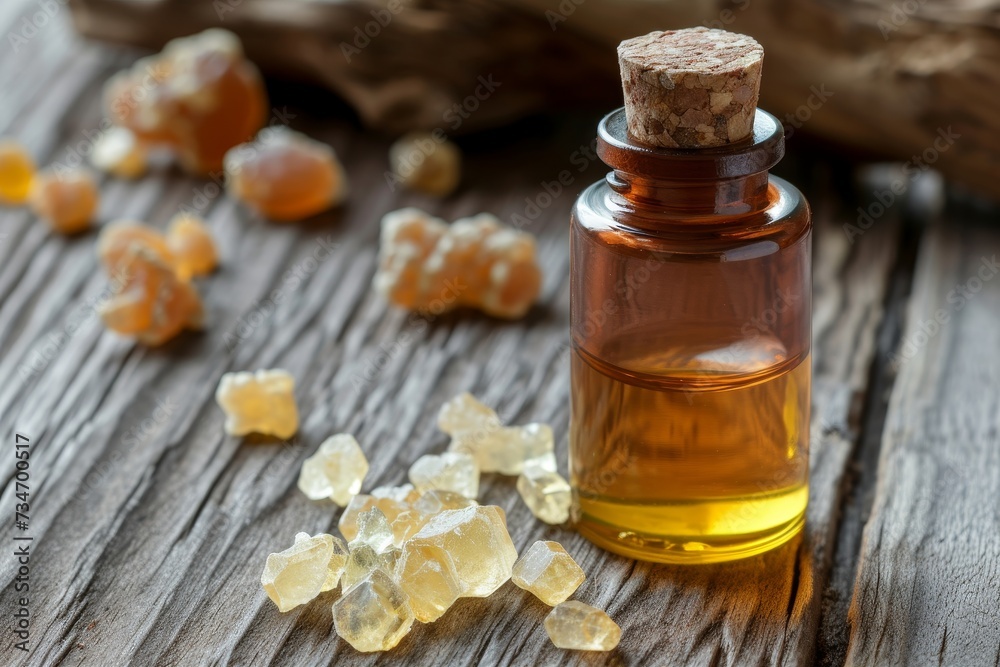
[574, 485, 807, 564]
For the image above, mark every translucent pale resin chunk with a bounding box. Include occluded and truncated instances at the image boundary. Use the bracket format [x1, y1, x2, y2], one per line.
[332, 569, 414, 652]
[324, 535, 350, 592]
[388, 132, 461, 197]
[261, 532, 339, 612]
[91, 127, 147, 178]
[544, 601, 621, 651]
[450, 423, 557, 475]
[371, 483, 420, 504]
[439, 393, 555, 474]
[215, 369, 299, 439]
[341, 544, 401, 593]
[517, 466, 571, 525]
[350, 508, 394, 553]
[511, 541, 585, 606]
[297, 434, 369, 506]
[408, 451, 479, 499]
[395, 543, 462, 622]
[412, 489, 478, 515]
[167, 213, 218, 279]
[390, 510, 429, 546]
[437, 392, 499, 435]
[402, 506, 517, 597]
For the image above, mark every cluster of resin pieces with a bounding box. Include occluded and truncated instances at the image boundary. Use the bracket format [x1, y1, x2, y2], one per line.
[261, 394, 619, 653]
[96, 216, 217, 345]
[374, 208, 542, 319]
[438, 393, 571, 525]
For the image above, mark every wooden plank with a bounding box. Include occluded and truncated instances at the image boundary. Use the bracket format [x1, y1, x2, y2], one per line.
[1, 6, 899, 666]
[845, 214, 1000, 667]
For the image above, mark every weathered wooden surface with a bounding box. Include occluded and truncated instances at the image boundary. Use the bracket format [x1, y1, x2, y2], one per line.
[846, 213, 1000, 667]
[0, 4, 998, 666]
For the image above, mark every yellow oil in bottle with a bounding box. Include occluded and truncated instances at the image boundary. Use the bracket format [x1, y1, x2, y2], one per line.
[570, 338, 810, 564]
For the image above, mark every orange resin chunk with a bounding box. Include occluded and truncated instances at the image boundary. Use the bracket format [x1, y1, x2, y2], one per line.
[104, 29, 267, 174]
[28, 168, 99, 234]
[99, 246, 203, 345]
[224, 127, 347, 221]
[98, 217, 217, 280]
[167, 213, 218, 279]
[0, 140, 35, 204]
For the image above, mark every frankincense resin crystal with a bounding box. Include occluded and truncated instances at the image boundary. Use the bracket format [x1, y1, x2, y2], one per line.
[298, 434, 369, 506]
[224, 127, 347, 221]
[28, 168, 99, 234]
[98, 218, 218, 280]
[373, 208, 542, 319]
[395, 543, 462, 623]
[517, 466, 571, 525]
[0, 140, 35, 204]
[91, 127, 148, 178]
[401, 505, 517, 598]
[167, 213, 218, 279]
[215, 369, 299, 438]
[99, 246, 204, 345]
[388, 132, 461, 197]
[438, 393, 556, 474]
[512, 541, 585, 606]
[408, 451, 479, 499]
[261, 532, 346, 612]
[105, 29, 267, 174]
[333, 570, 414, 653]
[544, 601, 621, 651]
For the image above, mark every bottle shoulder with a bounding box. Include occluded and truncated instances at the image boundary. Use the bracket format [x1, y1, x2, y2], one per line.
[572, 175, 811, 256]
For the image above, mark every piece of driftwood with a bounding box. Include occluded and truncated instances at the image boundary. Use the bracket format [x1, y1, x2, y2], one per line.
[67, 0, 1000, 199]
[0, 6, 949, 665]
[845, 214, 1000, 666]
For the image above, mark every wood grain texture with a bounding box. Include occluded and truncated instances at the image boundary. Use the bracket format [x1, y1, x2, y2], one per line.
[845, 214, 1000, 667]
[0, 5, 904, 667]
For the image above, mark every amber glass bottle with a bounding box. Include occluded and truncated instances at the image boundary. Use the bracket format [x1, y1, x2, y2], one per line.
[569, 104, 812, 564]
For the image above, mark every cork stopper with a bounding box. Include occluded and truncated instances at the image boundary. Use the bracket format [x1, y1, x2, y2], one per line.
[618, 27, 763, 149]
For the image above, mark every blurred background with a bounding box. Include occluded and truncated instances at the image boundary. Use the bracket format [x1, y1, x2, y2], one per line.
[65, 0, 999, 202]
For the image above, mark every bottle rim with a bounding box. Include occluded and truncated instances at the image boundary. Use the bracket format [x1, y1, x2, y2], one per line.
[597, 107, 784, 181]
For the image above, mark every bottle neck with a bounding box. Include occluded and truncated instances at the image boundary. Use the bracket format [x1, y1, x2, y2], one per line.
[606, 170, 772, 218]
[596, 107, 784, 225]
